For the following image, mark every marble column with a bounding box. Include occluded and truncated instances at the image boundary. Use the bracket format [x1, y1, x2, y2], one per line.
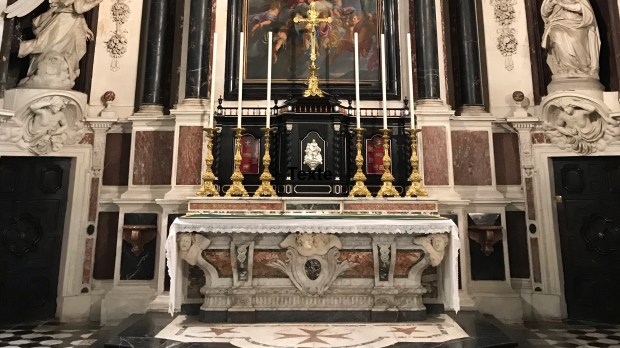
[185, 0, 212, 101]
[454, 0, 484, 111]
[414, 0, 440, 100]
[137, 0, 170, 113]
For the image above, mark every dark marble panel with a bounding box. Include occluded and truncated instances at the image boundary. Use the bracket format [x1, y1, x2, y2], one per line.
[203, 251, 232, 277]
[525, 177, 536, 220]
[506, 211, 530, 279]
[88, 177, 99, 221]
[530, 237, 542, 283]
[493, 133, 522, 185]
[120, 239, 156, 280]
[188, 265, 206, 299]
[93, 212, 119, 280]
[102, 133, 132, 186]
[177, 127, 203, 185]
[422, 126, 450, 186]
[133, 131, 174, 185]
[394, 250, 424, 277]
[452, 131, 492, 186]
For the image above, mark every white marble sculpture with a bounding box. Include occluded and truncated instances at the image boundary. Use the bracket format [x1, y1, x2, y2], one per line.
[413, 234, 450, 267]
[4, 0, 103, 89]
[303, 139, 323, 171]
[541, 0, 600, 79]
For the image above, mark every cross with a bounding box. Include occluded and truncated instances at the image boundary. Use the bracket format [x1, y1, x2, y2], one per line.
[293, 1, 332, 97]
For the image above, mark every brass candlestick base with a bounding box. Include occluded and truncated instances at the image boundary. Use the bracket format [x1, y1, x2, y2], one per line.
[349, 128, 371, 197]
[196, 128, 220, 196]
[405, 128, 428, 197]
[376, 129, 400, 198]
[225, 128, 249, 197]
[254, 128, 277, 197]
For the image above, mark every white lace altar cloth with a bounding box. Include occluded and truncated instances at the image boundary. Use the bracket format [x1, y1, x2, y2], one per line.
[166, 215, 460, 315]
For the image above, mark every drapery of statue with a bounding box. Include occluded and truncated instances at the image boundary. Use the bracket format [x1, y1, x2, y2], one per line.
[541, 0, 600, 79]
[4, 0, 103, 90]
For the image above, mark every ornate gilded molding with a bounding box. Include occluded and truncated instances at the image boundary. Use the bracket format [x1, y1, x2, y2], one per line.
[491, 0, 518, 71]
[105, 0, 131, 71]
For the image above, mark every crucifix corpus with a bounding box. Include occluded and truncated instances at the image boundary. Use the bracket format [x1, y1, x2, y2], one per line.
[294, 1, 333, 97]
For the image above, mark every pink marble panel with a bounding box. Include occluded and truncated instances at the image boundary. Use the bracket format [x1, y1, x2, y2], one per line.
[530, 238, 542, 283]
[531, 132, 551, 144]
[132, 131, 174, 185]
[203, 251, 233, 277]
[253, 251, 288, 278]
[176, 126, 204, 185]
[421, 126, 450, 185]
[344, 202, 438, 212]
[525, 177, 536, 220]
[340, 251, 374, 278]
[394, 251, 424, 278]
[79, 133, 94, 145]
[451, 131, 493, 186]
[82, 238, 94, 284]
[88, 178, 99, 222]
[493, 133, 522, 185]
[189, 202, 284, 211]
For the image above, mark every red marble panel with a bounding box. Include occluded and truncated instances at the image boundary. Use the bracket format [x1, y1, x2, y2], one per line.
[189, 202, 284, 211]
[253, 251, 288, 278]
[530, 238, 542, 283]
[133, 131, 175, 185]
[531, 132, 551, 144]
[493, 133, 522, 185]
[203, 251, 233, 278]
[451, 131, 493, 186]
[88, 178, 99, 222]
[176, 126, 204, 185]
[341, 251, 374, 278]
[394, 250, 424, 278]
[93, 212, 119, 280]
[422, 126, 450, 185]
[82, 238, 94, 284]
[344, 202, 438, 212]
[79, 132, 94, 145]
[102, 133, 132, 186]
[525, 177, 536, 220]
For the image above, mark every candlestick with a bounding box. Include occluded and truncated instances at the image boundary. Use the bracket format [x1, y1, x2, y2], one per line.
[376, 129, 399, 198]
[381, 33, 388, 130]
[196, 128, 220, 196]
[354, 32, 361, 129]
[405, 129, 428, 197]
[237, 32, 245, 129]
[266, 31, 273, 129]
[225, 128, 249, 197]
[407, 33, 415, 129]
[254, 128, 277, 197]
[349, 128, 371, 197]
[209, 33, 218, 128]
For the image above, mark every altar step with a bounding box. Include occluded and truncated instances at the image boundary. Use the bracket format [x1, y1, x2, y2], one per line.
[93, 311, 518, 348]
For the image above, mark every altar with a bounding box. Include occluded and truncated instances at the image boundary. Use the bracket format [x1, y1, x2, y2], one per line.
[166, 198, 459, 323]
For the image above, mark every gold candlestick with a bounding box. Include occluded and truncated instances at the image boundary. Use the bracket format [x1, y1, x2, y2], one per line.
[405, 129, 428, 197]
[225, 128, 249, 197]
[376, 128, 400, 197]
[254, 128, 277, 197]
[349, 128, 371, 197]
[196, 128, 220, 196]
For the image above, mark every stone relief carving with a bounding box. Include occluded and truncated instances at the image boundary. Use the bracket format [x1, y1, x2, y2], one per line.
[491, 0, 518, 71]
[541, 0, 600, 79]
[106, 0, 131, 71]
[542, 96, 619, 154]
[4, 0, 103, 89]
[269, 233, 357, 296]
[413, 234, 450, 267]
[303, 139, 323, 171]
[0, 95, 86, 154]
[177, 233, 218, 286]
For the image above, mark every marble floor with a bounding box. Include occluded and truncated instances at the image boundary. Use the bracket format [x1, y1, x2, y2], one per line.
[0, 321, 100, 348]
[505, 320, 620, 348]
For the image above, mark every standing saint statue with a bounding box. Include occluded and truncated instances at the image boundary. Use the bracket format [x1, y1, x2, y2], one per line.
[4, 0, 103, 90]
[541, 0, 600, 79]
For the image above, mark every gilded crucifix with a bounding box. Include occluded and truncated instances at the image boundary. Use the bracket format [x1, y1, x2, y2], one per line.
[293, 1, 333, 97]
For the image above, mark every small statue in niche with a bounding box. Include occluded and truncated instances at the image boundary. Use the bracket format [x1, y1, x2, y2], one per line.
[541, 0, 600, 79]
[4, 0, 103, 90]
[303, 139, 323, 171]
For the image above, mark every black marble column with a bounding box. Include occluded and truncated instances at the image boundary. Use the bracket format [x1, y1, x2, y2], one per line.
[414, 0, 440, 100]
[185, 0, 212, 100]
[455, 0, 484, 107]
[138, 0, 169, 110]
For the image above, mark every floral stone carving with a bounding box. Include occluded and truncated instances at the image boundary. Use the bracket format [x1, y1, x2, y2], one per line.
[542, 95, 619, 154]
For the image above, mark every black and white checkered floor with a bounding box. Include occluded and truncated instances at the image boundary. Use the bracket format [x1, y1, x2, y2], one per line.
[0, 322, 99, 348]
[506, 320, 620, 347]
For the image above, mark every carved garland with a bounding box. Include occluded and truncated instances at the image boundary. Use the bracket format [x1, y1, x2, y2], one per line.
[491, 0, 518, 71]
[105, 0, 131, 71]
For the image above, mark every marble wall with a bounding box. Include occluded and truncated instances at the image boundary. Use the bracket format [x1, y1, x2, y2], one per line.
[132, 131, 175, 185]
[94, 212, 119, 280]
[421, 126, 450, 185]
[176, 126, 204, 185]
[506, 211, 530, 279]
[451, 131, 493, 186]
[493, 133, 521, 185]
[103, 133, 132, 186]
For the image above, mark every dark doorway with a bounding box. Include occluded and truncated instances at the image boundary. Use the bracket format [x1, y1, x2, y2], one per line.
[554, 156, 620, 323]
[0, 156, 72, 324]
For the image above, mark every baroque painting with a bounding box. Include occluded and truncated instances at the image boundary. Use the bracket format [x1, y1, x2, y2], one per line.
[244, 0, 381, 83]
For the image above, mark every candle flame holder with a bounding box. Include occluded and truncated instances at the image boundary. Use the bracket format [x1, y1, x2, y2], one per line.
[196, 128, 220, 196]
[349, 128, 371, 197]
[225, 128, 249, 197]
[254, 128, 277, 197]
[376, 128, 400, 198]
[405, 128, 428, 197]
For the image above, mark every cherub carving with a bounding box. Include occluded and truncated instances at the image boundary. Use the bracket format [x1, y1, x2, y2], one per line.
[414, 234, 449, 267]
[281, 233, 341, 256]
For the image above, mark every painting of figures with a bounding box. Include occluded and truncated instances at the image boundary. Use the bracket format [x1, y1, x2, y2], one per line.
[244, 0, 382, 84]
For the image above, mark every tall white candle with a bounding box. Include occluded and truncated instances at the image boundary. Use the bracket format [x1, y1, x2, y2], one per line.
[354, 32, 361, 129]
[209, 33, 218, 128]
[266, 31, 273, 129]
[381, 33, 387, 130]
[407, 33, 415, 129]
[237, 32, 245, 129]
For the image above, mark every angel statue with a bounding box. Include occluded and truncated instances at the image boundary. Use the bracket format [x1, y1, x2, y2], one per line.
[4, 0, 103, 90]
